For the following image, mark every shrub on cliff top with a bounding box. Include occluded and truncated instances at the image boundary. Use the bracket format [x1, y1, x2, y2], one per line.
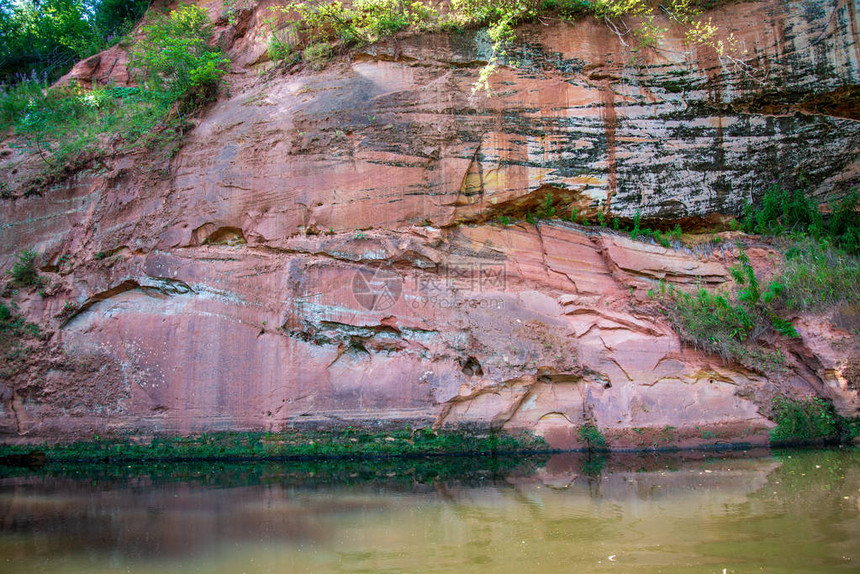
[3, 5, 228, 185]
[269, 0, 738, 84]
[269, 0, 436, 61]
[130, 4, 230, 108]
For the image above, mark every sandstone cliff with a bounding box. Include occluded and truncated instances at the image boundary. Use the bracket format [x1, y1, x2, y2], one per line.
[0, 0, 857, 447]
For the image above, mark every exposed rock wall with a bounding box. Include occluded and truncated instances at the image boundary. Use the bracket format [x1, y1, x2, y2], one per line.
[0, 0, 858, 445]
[165, 0, 860, 236]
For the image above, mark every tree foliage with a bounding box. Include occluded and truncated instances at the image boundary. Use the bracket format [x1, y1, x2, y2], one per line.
[0, 0, 151, 83]
[0, 4, 226, 189]
[130, 4, 229, 107]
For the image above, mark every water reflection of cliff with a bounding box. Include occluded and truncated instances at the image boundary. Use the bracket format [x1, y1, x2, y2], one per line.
[0, 449, 857, 573]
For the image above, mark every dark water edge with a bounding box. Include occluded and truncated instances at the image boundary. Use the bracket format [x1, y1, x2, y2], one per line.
[3, 427, 852, 472]
[0, 428, 551, 466]
[0, 445, 854, 488]
[1, 447, 858, 573]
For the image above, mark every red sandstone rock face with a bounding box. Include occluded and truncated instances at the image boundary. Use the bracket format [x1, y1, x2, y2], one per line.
[0, 0, 858, 445]
[56, 45, 131, 89]
[3, 221, 856, 446]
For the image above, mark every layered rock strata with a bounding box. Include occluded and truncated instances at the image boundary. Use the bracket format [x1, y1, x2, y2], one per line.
[0, 0, 858, 445]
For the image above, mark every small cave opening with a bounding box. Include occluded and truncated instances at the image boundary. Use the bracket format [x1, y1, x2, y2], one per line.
[206, 226, 247, 245]
[191, 224, 247, 246]
[460, 356, 484, 377]
[346, 339, 371, 360]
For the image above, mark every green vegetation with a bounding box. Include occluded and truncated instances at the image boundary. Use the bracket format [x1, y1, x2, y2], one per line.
[130, 4, 230, 110]
[3, 83, 178, 185]
[652, 248, 797, 367]
[303, 40, 334, 70]
[541, 193, 557, 218]
[780, 239, 860, 311]
[737, 183, 860, 311]
[630, 209, 641, 239]
[0, 302, 38, 336]
[265, 0, 438, 66]
[653, 229, 671, 248]
[0, 77, 48, 127]
[8, 249, 40, 286]
[1, 4, 227, 189]
[578, 422, 606, 451]
[0, 428, 549, 464]
[627, 212, 683, 247]
[0, 0, 151, 83]
[769, 396, 854, 444]
[267, 31, 295, 64]
[265, 0, 736, 83]
[742, 183, 860, 256]
[494, 199, 686, 252]
[650, 182, 859, 370]
[0, 301, 41, 380]
[729, 186, 854, 331]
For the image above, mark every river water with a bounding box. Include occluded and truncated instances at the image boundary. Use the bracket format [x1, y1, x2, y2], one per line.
[1, 448, 857, 573]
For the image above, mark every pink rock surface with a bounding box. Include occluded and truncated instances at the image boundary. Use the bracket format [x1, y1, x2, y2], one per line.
[0, 0, 857, 446]
[56, 45, 131, 89]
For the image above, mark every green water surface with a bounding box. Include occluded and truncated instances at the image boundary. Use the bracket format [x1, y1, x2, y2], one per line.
[0, 448, 857, 573]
